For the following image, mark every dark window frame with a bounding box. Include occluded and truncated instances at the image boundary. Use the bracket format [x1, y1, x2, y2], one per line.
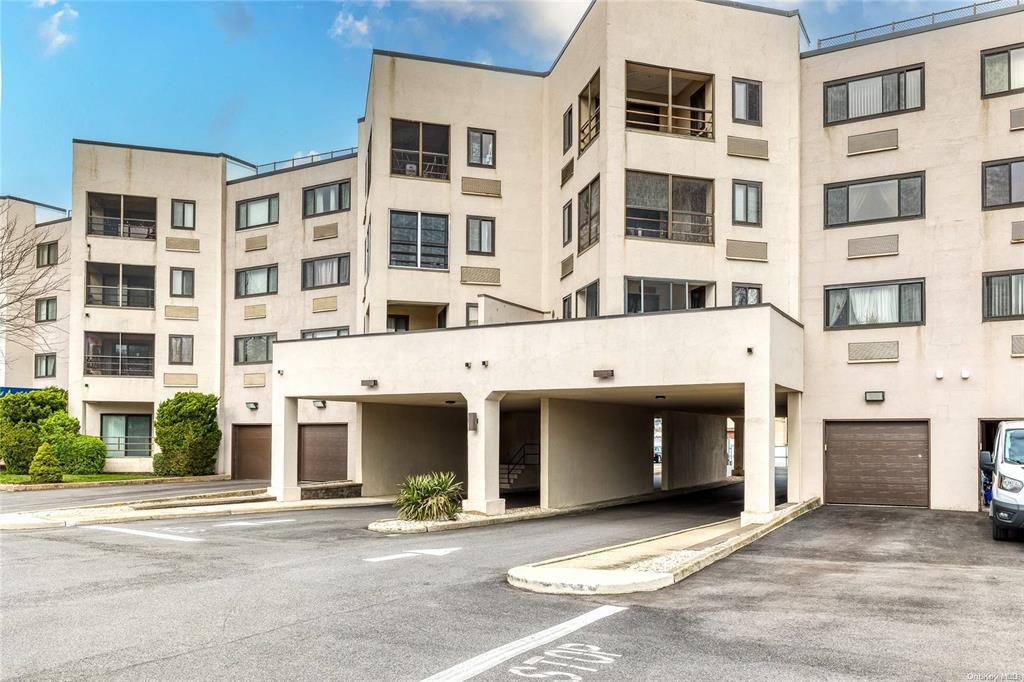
[824, 171, 925, 229]
[823, 63, 925, 127]
[302, 180, 352, 219]
[390, 118, 451, 181]
[562, 200, 573, 246]
[300, 326, 350, 339]
[578, 69, 601, 155]
[732, 77, 762, 126]
[823, 277, 926, 331]
[467, 128, 496, 169]
[625, 276, 715, 314]
[981, 42, 1024, 99]
[466, 303, 479, 327]
[561, 294, 572, 319]
[233, 333, 277, 365]
[388, 210, 450, 270]
[169, 267, 195, 298]
[982, 156, 1024, 210]
[576, 279, 600, 318]
[732, 282, 762, 306]
[100, 413, 153, 457]
[562, 106, 573, 154]
[35, 297, 57, 322]
[168, 334, 194, 365]
[577, 175, 600, 255]
[466, 215, 496, 256]
[170, 199, 196, 230]
[732, 179, 762, 227]
[624, 168, 715, 245]
[235, 194, 280, 231]
[982, 269, 1024, 322]
[234, 263, 279, 299]
[301, 253, 351, 290]
[34, 353, 56, 378]
[36, 241, 59, 267]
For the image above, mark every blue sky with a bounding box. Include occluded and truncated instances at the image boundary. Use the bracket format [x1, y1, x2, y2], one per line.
[2, 0, 968, 209]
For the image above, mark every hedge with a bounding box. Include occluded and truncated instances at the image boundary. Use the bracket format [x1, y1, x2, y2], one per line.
[154, 393, 222, 476]
[29, 443, 63, 483]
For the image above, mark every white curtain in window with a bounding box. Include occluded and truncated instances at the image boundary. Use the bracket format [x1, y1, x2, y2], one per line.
[849, 179, 898, 223]
[733, 81, 747, 119]
[849, 285, 899, 325]
[1014, 274, 1024, 316]
[248, 200, 268, 226]
[827, 289, 848, 327]
[1012, 48, 1024, 90]
[904, 69, 922, 109]
[481, 134, 494, 166]
[480, 221, 493, 253]
[243, 268, 267, 294]
[734, 185, 746, 222]
[313, 258, 338, 287]
[848, 76, 882, 119]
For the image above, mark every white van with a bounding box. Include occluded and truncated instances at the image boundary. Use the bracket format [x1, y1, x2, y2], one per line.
[980, 420, 1024, 541]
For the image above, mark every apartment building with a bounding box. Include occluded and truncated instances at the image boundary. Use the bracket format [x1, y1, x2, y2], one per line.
[5, 0, 1022, 522]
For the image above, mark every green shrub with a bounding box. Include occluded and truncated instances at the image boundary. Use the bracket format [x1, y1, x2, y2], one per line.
[154, 393, 222, 476]
[28, 443, 62, 483]
[395, 471, 464, 521]
[152, 452, 175, 477]
[60, 435, 107, 475]
[38, 411, 81, 469]
[0, 423, 41, 475]
[0, 387, 68, 426]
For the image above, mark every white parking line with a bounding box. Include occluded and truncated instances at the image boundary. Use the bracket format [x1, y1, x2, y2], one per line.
[365, 552, 419, 562]
[88, 525, 204, 543]
[212, 519, 295, 527]
[420, 605, 627, 682]
[364, 547, 462, 563]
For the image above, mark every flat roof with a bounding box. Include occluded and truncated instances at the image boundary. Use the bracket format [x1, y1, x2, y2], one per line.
[72, 138, 256, 169]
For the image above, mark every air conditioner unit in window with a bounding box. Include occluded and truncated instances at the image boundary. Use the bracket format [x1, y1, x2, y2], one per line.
[404, 163, 417, 176]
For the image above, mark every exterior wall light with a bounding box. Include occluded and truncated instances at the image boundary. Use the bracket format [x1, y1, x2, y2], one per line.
[655, 395, 666, 400]
[467, 412, 479, 431]
[961, 369, 971, 380]
[245, 401, 259, 410]
[312, 400, 327, 409]
[361, 379, 378, 388]
[935, 369, 944, 380]
[864, 391, 885, 403]
[593, 369, 614, 379]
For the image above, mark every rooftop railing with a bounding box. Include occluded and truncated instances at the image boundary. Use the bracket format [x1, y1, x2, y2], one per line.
[254, 148, 358, 176]
[817, 0, 1021, 48]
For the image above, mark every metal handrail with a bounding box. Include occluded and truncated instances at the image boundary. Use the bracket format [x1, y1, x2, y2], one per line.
[817, 0, 1020, 48]
[579, 110, 600, 151]
[390, 148, 450, 180]
[254, 148, 357, 175]
[86, 216, 157, 240]
[499, 443, 540, 486]
[625, 98, 713, 138]
[102, 435, 153, 457]
[84, 355, 155, 377]
[85, 285, 155, 309]
[626, 211, 714, 245]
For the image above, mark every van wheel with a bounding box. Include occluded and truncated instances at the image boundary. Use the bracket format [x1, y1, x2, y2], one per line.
[992, 522, 1010, 541]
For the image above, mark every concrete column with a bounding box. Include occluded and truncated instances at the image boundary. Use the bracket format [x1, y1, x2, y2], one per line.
[348, 402, 364, 485]
[463, 392, 505, 515]
[269, 395, 300, 501]
[740, 380, 776, 525]
[732, 418, 744, 476]
[786, 392, 802, 504]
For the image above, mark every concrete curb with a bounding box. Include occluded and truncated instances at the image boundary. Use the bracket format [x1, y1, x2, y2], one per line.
[0, 474, 232, 493]
[507, 498, 821, 595]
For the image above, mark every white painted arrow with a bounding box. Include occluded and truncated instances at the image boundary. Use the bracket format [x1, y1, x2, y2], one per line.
[364, 547, 462, 562]
[411, 547, 461, 557]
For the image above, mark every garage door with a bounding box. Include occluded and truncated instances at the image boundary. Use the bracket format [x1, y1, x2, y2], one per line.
[233, 425, 271, 480]
[825, 421, 929, 507]
[299, 424, 348, 482]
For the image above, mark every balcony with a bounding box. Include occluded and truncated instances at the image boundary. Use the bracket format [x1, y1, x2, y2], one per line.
[84, 332, 155, 377]
[101, 435, 153, 457]
[625, 63, 714, 140]
[578, 70, 600, 152]
[87, 193, 157, 240]
[625, 171, 714, 245]
[390, 119, 450, 181]
[85, 263, 156, 309]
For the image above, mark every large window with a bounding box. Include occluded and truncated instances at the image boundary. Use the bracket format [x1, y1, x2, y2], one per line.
[87, 193, 157, 240]
[733, 180, 761, 226]
[391, 119, 450, 180]
[85, 263, 156, 308]
[578, 70, 600, 152]
[578, 176, 600, 253]
[733, 78, 761, 125]
[982, 157, 1024, 210]
[466, 216, 495, 256]
[84, 332, 155, 377]
[626, 277, 713, 314]
[562, 106, 573, 154]
[982, 43, 1024, 97]
[984, 270, 1024, 320]
[825, 65, 923, 125]
[825, 172, 923, 228]
[236, 195, 279, 230]
[170, 268, 194, 297]
[301, 327, 349, 339]
[35, 297, 57, 322]
[625, 62, 713, 139]
[466, 303, 479, 327]
[467, 128, 496, 168]
[34, 353, 56, 378]
[304, 181, 351, 218]
[234, 333, 276, 364]
[389, 211, 449, 269]
[577, 280, 599, 318]
[625, 170, 713, 244]
[825, 279, 924, 329]
[101, 414, 152, 457]
[235, 264, 279, 298]
[168, 335, 193, 365]
[733, 284, 761, 306]
[171, 199, 195, 230]
[561, 295, 572, 319]
[302, 254, 350, 290]
[36, 241, 58, 267]
[562, 201, 572, 246]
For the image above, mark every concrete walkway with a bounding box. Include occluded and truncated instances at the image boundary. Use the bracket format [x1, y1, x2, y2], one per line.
[0, 479, 270, 514]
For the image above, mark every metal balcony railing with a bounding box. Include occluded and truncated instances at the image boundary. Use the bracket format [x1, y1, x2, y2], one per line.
[579, 110, 600, 152]
[390, 148, 450, 180]
[87, 216, 157, 240]
[626, 212, 714, 245]
[253, 148, 357, 175]
[625, 98, 714, 139]
[85, 285, 155, 309]
[102, 435, 153, 457]
[84, 355, 154, 377]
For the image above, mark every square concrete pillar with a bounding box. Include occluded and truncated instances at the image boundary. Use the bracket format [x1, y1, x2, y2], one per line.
[741, 380, 776, 525]
[269, 395, 300, 501]
[786, 392, 802, 504]
[732, 418, 744, 476]
[463, 393, 505, 515]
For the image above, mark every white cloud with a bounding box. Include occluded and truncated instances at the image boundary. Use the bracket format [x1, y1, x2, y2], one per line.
[411, 0, 504, 21]
[30, 0, 58, 7]
[471, 49, 493, 65]
[293, 150, 321, 163]
[40, 4, 78, 56]
[329, 10, 371, 46]
[512, 0, 589, 52]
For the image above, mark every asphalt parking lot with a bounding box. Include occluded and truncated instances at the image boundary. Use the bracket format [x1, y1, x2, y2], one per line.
[2, 484, 1021, 680]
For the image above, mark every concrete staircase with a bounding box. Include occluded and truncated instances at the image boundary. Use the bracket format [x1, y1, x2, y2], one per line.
[499, 443, 540, 491]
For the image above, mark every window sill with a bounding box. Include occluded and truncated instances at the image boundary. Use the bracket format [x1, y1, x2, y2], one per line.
[577, 241, 599, 257]
[982, 202, 1024, 212]
[825, 214, 924, 230]
[301, 282, 351, 291]
[625, 235, 714, 247]
[236, 222, 279, 231]
[84, 305, 156, 311]
[824, 321, 924, 332]
[303, 208, 351, 220]
[982, 314, 1024, 322]
[824, 106, 924, 128]
[388, 265, 450, 273]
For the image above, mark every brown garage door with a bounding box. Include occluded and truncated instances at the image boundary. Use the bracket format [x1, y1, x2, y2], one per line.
[299, 424, 348, 482]
[825, 421, 929, 507]
[233, 425, 271, 480]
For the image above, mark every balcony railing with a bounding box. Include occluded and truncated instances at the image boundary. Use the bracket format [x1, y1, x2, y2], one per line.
[579, 110, 600, 152]
[102, 435, 153, 457]
[84, 355, 154, 377]
[625, 98, 713, 139]
[390, 148, 450, 180]
[87, 216, 157, 240]
[626, 212, 714, 245]
[85, 285, 155, 309]
[254, 147, 357, 175]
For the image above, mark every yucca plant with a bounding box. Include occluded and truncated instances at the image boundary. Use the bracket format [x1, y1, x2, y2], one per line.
[395, 471, 464, 521]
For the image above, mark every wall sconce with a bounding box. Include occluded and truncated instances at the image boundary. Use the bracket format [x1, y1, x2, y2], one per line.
[467, 412, 479, 431]
[361, 379, 378, 388]
[935, 369, 944, 380]
[864, 391, 885, 403]
[961, 368, 971, 380]
[245, 401, 259, 410]
[481, 360, 489, 367]
[312, 400, 326, 409]
[593, 369, 614, 379]
[465, 362, 472, 369]
[746, 347, 754, 355]
[277, 369, 284, 376]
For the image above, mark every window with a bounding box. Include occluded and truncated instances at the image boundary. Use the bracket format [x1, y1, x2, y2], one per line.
[168, 335, 194, 365]
[982, 43, 1024, 97]
[235, 264, 279, 297]
[733, 78, 762, 125]
[86, 263, 155, 308]
[983, 270, 1024, 320]
[562, 201, 572, 246]
[626, 277, 714, 314]
[301, 327, 350, 339]
[391, 119, 450, 180]
[578, 176, 600, 253]
[466, 303, 479, 327]
[36, 241, 58, 267]
[825, 279, 924, 329]
[170, 268, 194, 297]
[35, 297, 56, 322]
[387, 315, 410, 333]
[562, 106, 573, 154]
[982, 157, 1024, 209]
[466, 216, 495, 256]
[302, 254, 350, 289]
[468, 129, 496, 168]
[236, 195, 279, 230]
[625, 62, 714, 139]
[625, 170, 713, 244]
[84, 332, 155, 377]
[578, 70, 601, 152]
[234, 333, 276, 364]
[171, 200, 195, 229]
[34, 353, 56, 378]
[825, 172, 924, 228]
[732, 284, 762, 306]
[304, 181, 351, 218]
[101, 414, 152, 457]
[561, 295, 572, 319]
[389, 211, 449, 269]
[576, 280, 599, 318]
[733, 180, 761, 226]
[825, 65, 923, 125]
[87, 193, 157, 240]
